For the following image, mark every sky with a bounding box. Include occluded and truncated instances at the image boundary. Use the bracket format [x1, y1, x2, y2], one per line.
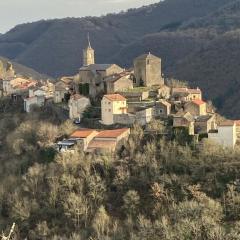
[0, 0, 160, 33]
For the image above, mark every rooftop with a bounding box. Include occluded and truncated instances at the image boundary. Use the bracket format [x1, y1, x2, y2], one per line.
[191, 100, 206, 106]
[104, 94, 126, 101]
[70, 129, 98, 138]
[134, 53, 160, 61]
[219, 120, 236, 127]
[195, 115, 214, 122]
[80, 64, 114, 71]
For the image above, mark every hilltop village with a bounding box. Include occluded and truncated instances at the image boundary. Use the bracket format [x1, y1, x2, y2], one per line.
[0, 38, 239, 153]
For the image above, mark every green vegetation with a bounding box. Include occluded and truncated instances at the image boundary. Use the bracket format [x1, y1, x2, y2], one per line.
[1, 107, 240, 239]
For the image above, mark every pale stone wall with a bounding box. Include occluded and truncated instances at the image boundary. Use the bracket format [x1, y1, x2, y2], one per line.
[54, 90, 66, 103]
[69, 97, 90, 120]
[24, 96, 45, 113]
[107, 77, 133, 94]
[101, 97, 127, 125]
[209, 125, 237, 148]
[154, 102, 171, 118]
[134, 55, 164, 87]
[83, 47, 95, 66]
[105, 65, 123, 76]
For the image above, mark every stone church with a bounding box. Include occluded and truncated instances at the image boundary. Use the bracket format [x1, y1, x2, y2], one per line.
[76, 37, 123, 98]
[133, 53, 164, 87]
[76, 36, 164, 99]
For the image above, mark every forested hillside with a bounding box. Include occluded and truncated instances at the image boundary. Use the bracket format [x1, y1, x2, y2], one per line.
[1, 101, 240, 239]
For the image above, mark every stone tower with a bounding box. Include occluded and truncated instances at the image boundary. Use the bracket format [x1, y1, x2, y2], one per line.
[83, 34, 95, 66]
[133, 53, 164, 87]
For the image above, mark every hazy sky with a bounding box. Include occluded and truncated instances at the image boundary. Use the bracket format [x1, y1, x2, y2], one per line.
[0, 0, 159, 33]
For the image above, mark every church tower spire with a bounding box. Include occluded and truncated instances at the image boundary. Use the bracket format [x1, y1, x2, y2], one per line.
[83, 33, 95, 66]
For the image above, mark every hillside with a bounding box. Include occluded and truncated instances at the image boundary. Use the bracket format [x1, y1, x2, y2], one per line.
[0, 0, 231, 77]
[0, 56, 51, 80]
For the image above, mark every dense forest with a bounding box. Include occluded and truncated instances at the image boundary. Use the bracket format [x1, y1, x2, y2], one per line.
[1, 98, 240, 239]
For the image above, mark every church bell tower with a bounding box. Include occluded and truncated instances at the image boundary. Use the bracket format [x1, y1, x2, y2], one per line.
[83, 34, 95, 66]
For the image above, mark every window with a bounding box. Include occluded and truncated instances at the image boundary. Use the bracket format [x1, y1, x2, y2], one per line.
[147, 60, 150, 65]
[109, 109, 111, 112]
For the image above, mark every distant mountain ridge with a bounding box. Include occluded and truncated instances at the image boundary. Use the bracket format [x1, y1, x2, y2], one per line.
[0, 0, 231, 76]
[1, 0, 240, 117]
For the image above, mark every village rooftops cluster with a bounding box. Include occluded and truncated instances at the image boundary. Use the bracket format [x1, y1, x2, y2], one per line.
[1, 36, 238, 151]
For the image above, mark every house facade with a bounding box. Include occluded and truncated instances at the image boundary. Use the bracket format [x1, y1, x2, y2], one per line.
[101, 94, 127, 125]
[171, 88, 202, 102]
[208, 120, 237, 148]
[104, 71, 133, 94]
[184, 100, 207, 116]
[24, 95, 45, 112]
[68, 94, 91, 120]
[195, 115, 217, 134]
[154, 100, 171, 118]
[173, 112, 195, 135]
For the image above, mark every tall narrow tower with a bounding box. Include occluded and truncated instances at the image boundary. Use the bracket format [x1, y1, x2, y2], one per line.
[83, 34, 95, 66]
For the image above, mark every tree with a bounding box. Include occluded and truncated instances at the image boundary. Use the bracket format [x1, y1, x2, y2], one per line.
[123, 190, 140, 218]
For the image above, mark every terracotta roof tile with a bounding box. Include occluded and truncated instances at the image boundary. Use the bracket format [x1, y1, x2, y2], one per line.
[70, 129, 98, 138]
[192, 100, 206, 106]
[219, 120, 235, 127]
[104, 94, 126, 101]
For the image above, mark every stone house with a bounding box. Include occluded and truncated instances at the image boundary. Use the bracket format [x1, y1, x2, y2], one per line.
[101, 94, 127, 125]
[24, 95, 45, 113]
[57, 128, 130, 153]
[208, 120, 237, 148]
[154, 100, 171, 118]
[54, 81, 70, 103]
[135, 107, 154, 125]
[184, 100, 207, 116]
[133, 53, 164, 87]
[104, 71, 133, 94]
[173, 111, 195, 135]
[118, 91, 149, 102]
[194, 115, 217, 134]
[68, 94, 91, 120]
[78, 64, 123, 98]
[69, 129, 99, 151]
[113, 107, 154, 126]
[171, 88, 202, 102]
[87, 128, 130, 153]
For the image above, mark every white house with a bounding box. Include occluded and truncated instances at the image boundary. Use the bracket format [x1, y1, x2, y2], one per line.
[208, 120, 237, 148]
[101, 94, 127, 125]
